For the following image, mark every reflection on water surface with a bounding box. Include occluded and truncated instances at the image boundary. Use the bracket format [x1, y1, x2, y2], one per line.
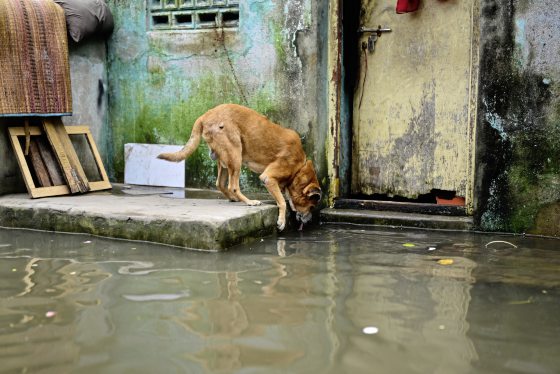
[0, 226, 559, 373]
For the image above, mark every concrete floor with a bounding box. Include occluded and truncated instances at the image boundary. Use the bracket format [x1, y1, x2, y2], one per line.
[0, 184, 476, 251]
[0, 185, 278, 251]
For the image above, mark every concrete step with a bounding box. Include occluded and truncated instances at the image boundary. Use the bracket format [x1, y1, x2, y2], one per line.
[0, 190, 278, 251]
[333, 198, 467, 216]
[320, 208, 474, 231]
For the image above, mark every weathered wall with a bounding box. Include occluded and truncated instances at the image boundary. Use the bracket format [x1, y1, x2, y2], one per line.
[63, 39, 112, 174]
[0, 39, 110, 195]
[106, 0, 327, 191]
[475, 0, 560, 236]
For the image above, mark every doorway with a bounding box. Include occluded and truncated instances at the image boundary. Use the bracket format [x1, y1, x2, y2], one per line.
[341, 0, 479, 214]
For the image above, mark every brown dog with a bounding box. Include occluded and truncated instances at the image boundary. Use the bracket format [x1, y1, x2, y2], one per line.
[157, 104, 322, 231]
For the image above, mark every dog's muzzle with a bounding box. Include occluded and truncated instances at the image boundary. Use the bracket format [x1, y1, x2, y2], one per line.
[296, 211, 312, 224]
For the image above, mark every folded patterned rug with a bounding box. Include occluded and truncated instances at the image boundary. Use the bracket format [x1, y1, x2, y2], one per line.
[0, 0, 72, 116]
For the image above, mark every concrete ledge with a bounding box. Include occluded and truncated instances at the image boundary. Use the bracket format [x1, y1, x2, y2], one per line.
[0, 192, 278, 251]
[321, 208, 474, 231]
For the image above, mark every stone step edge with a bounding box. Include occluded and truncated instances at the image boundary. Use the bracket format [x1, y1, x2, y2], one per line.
[320, 208, 474, 231]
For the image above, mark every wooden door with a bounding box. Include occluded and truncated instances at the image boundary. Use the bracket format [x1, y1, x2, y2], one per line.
[352, 0, 479, 210]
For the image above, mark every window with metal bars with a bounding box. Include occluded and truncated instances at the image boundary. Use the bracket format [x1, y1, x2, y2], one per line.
[149, 0, 239, 30]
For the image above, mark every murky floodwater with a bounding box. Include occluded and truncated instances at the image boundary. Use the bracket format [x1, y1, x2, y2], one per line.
[0, 225, 559, 374]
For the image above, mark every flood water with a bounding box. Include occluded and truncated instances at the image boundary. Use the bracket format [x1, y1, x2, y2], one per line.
[0, 225, 559, 374]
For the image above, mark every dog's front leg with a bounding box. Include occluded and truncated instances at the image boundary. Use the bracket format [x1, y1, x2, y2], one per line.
[260, 174, 286, 231]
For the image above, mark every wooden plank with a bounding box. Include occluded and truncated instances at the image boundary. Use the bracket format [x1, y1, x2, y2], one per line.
[9, 129, 38, 195]
[8, 127, 71, 199]
[28, 139, 52, 187]
[36, 136, 65, 186]
[9, 127, 42, 136]
[42, 118, 90, 193]
[65, 126, 90, 134]
[24, 119, 31, 156]
[27, 185, 71, 199]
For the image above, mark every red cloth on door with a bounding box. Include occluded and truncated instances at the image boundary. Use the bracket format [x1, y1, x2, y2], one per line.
[396, 0, 420, 14]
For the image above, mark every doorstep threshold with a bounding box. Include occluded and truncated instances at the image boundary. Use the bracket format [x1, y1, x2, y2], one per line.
[321, 207, 474, 231]
[333, 198, 467, 216]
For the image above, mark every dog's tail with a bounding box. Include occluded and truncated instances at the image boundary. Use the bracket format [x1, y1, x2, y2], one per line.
[157, 118, 203, 162]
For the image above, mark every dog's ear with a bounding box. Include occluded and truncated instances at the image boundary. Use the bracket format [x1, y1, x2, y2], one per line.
[306, 186, 322, 202]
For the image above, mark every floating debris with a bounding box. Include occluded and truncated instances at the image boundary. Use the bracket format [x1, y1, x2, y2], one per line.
[12, 268, 17, 272]
[362, 326, 379, 335]
[403, 243, 416, 247]
[427, 246, 437, 251]
[83, 240, 92, 244]
[45, 311, 56, 318]
[123, 292, 191, 302]
[485, 240, 517, 248]
[437, 259, 454, 265]
[508, 297, 534, 305]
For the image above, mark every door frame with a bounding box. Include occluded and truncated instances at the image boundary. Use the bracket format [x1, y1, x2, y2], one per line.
[326, 0, 481, 214]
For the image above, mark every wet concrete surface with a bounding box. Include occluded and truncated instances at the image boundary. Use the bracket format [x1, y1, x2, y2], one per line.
[0, 184, 278, 251]
[0, 185, 480, 251]
[321, 208, 474, 231]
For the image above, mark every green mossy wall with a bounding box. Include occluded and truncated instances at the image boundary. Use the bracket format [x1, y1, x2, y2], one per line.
[475, 0, 560, 236]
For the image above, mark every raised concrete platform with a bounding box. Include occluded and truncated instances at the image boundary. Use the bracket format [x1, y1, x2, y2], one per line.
[0, 189, 278, 251]
[321, 208, 474, 231]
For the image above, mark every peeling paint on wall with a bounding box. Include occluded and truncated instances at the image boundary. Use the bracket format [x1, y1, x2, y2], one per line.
[353, 0, 476, 201]
[513, 18, 529, 69]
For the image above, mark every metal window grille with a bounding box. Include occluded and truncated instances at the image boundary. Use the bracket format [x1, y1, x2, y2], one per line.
[149, 0, 239, 30]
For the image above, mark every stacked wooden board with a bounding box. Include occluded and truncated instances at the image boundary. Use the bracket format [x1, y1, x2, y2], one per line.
[9, 119, 111, 198]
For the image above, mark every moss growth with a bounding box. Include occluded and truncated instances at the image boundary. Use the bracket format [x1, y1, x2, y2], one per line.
[477, 3, 560, 234]
[270, 22, 288, 68]
[110, 69, 281, 191]
[148, 64, 166, 88]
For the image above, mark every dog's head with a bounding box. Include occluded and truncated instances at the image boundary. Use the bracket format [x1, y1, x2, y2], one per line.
[287, 160, 322, 226]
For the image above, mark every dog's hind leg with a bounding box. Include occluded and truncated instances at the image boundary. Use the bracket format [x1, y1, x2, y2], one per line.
[227, 163, 262, 206]
[217, 162, 238, 201]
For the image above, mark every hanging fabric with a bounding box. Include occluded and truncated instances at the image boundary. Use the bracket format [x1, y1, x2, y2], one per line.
[396, 0, 420, 14]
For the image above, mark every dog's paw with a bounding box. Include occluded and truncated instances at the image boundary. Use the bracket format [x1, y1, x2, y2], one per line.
[277, 218, 286, 231]
[247, 199, 262, 206]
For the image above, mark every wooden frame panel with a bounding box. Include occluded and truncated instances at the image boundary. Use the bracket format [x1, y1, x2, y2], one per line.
[8, 126, 111, 198]
[65, 126, 112, 192]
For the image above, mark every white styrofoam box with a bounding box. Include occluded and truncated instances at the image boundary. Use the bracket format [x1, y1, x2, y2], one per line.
[124, 143, 185, 188]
